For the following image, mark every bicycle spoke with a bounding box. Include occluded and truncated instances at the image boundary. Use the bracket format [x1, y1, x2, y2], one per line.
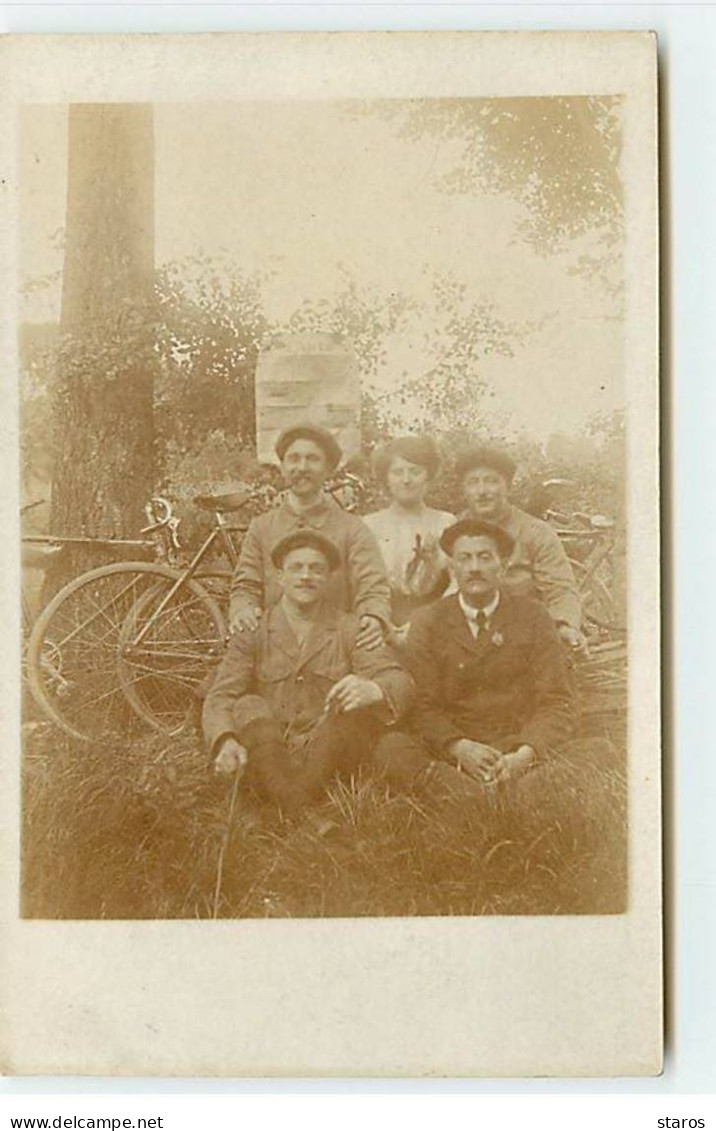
[28, 564, 226, 740]
[48, 576, 147, 652]
[116, 575, 225, 735]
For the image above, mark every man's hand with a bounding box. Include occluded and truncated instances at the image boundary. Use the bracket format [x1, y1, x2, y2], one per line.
[356, 614, 385, 651]
[448, 738, 502, 782]
[558, 623, 588, 653]
[213, 737, 248, 778]
[230, 603, 263, 634]
[493, 745, 536, 783]
[325, 674, 384, 714]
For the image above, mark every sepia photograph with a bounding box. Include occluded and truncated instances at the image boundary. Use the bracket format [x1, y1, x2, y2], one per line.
[2, 31, 660, 1077]
[19, 94, 631, 922]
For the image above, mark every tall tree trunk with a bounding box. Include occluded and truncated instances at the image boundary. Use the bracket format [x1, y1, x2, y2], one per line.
[45, 104, 156, 594]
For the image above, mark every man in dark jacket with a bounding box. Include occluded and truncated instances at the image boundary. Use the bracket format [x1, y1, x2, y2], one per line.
[204, 529, 415, 817]
[375, 517, 576, 790]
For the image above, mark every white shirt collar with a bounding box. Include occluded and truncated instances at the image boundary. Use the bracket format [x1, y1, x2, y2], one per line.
[459, 590, 500, 624]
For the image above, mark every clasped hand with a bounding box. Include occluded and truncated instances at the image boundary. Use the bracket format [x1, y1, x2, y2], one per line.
[449, 738, 535, 784]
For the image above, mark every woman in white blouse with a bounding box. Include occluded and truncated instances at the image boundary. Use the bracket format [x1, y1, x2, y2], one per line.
[363, 436, 455, 633]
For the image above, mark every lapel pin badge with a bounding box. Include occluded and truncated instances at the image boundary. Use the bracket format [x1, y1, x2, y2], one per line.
[492, 631, 504, 647]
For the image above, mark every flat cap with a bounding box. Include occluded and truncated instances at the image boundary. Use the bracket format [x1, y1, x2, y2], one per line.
[275, 424, 343, 469]
[439, 518, 515, 560]
[454, 445, 517, 484]
[270, 530, 342, 571]
[372, 435, 442, 483]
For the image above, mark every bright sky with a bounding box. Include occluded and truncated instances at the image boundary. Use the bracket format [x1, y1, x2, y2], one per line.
[19, 102, 623, 441]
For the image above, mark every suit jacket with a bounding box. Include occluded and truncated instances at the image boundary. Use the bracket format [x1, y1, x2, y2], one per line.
[203, 600, 414, 755]
[229, 494, 391, 626]
[404, 591, 575, 759]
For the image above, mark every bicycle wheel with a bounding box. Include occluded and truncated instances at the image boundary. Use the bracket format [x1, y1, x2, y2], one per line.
[26, 563, 224, 742]
[117, 573, 227, 734]
[192, 570, 232, 608]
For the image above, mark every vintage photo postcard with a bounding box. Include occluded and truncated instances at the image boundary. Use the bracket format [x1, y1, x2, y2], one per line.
[0, 31, 661, 1076]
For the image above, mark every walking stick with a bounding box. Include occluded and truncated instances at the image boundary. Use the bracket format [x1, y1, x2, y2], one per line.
[211, 766, 242, 920]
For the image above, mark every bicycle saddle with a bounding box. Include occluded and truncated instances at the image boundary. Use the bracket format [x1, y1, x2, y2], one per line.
[193, 489, 253, 513]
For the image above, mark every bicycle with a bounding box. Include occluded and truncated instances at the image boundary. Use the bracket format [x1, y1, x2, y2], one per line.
[547, 508, 627, 727]
[549, 511, 623, 636]
[21, 501, 160, 703]
[26, 475, 365, 742]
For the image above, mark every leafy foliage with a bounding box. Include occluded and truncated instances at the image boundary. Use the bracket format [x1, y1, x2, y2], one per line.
[286, 274, 418, 380]
[154, 258, 270, 485]
[368, 97, 623, 257]
[367, 272, 529, 441]
[20, 258, 625, 537]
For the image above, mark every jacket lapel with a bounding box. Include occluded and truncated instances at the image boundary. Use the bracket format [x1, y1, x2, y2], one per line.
[295, 602, 341, 671]
[447, 591, 511, 659]
[443, 594, 478, 653]
[267, 604, 302, 662]
[485, 593, 511, 648]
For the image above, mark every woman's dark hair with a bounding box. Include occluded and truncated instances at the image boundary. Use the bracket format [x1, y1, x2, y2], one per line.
[372, 436, 442, 485]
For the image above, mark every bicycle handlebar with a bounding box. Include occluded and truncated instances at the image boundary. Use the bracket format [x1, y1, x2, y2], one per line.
[139, 474, 365, 552]
[141, 496, 174, 531]
[141, 497, 182, 553]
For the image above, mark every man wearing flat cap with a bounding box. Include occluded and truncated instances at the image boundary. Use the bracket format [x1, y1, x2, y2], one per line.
[373, 518, 576, 792]
[456, 445, 585, 651]
[229, 423, 390, 650]
[204, 529, 415, 818]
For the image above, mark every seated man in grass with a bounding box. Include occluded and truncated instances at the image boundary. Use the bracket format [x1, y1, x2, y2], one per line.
[203, 529, 416, 820]
[374, 518, 578, 792]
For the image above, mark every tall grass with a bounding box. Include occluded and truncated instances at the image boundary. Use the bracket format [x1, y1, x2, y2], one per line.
[21, 721, 627, 919]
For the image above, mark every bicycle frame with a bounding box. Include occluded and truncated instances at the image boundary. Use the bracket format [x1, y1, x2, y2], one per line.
[128, 513, 244, 648]
[129, 474, 366, 646]
[562, 529, 615, 589]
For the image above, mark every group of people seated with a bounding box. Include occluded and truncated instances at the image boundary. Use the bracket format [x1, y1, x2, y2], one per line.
[203, 423, 599, 825]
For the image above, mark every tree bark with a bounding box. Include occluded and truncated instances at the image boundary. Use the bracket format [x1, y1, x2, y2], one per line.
[45, 104, 156, 594]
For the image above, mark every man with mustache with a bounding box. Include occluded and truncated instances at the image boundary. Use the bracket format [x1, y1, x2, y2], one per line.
[230, 424, 390, 650]
[457, 446, 585, 652]
[205, 530, 415, 818]
[373, 518, 576, 790]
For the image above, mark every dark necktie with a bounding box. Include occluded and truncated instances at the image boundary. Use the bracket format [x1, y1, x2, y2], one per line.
[475, 609, 488, 634]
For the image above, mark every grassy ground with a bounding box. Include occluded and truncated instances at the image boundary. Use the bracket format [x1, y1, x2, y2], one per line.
[21, 715, 627, 920]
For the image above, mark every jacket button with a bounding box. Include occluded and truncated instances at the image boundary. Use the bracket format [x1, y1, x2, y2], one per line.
[296, 675, 304, 683]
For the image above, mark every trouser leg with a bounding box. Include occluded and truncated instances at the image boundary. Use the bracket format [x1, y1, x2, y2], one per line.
[372, 731, 431, 789]
[559, 736, 619, 769]
[241, 718, 312, 817]
[372, 733, 485, 800]
[297, 711, 376, 801]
